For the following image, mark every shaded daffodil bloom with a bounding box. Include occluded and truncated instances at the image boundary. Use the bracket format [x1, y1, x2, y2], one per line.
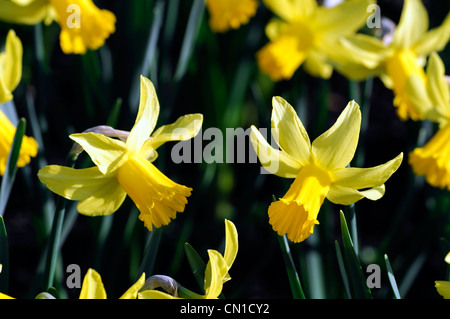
[0, 110, 38, 175]
[205, 0, 258, 33]
[139, 219, 238, 299]
[256, 0, 374, 81]
[80, 268, 145, 299]
[38, 76, 203, 231]
[435, 252, 450, 299]
[250, 97, 403, 243]
[407, 52, 450, 189]
[336, 0, 450, 121]
[0, 29, 22, 104]
[0, 0, 116, 54]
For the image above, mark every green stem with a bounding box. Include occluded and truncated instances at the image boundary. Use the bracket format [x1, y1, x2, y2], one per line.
[43, 155, 77, 290]
[277, 235, 306, 299]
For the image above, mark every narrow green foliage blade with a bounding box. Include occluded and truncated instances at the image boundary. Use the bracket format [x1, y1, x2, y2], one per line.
[184, 242, 206, 294]
[0, 216, 9, 294]
[384, 254, 401, 299]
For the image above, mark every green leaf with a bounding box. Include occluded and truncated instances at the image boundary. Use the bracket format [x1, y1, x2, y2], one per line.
[277, 235, 306, 299]
[339, 210, 372, 299]
[335, 240, 351, 298]
[0, 216, 8, 294]
[384, 254, 401, 299]
[0, 118, 26, 217]
[184, 242, 206, 294]
[136, 227, 163, 281]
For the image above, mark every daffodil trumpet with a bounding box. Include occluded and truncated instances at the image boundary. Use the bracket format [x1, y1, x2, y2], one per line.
[251, 97, 403, 243]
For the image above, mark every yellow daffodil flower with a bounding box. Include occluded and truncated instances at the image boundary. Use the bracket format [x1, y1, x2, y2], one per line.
[256, 0, 374, 81]
[0, 29, 22, 104]
[250, 97, 403, 243]
[205, 0, 258, 33]
[38, 76, 203, 231]
[407, 52, 450, 189]
[0, 110, 38, 175]
[0, 0, 116, 54]
[79, 268, 145, 299]
[435, 252, 450, 299]
[336, 0, 450, 121]
[139, 219, 238, 299]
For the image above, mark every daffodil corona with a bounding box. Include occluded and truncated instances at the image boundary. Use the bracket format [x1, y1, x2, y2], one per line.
[0, 0, 116, 54]
[205, 0, 258, 33]
[336, 0, 450, 121]
[251, 97, 403, 243]
[38, 76, 203, 231]
[256, 0, 374, 81]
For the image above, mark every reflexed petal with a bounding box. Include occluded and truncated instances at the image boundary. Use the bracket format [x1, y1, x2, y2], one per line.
[77, 178, 127, 216]
[312, 101, 361, 170]
[326, 184, 385, 205]
[0, 0, 52, 25]
[302, 50, 333, 79]
[223, 219, 238, 269]
[3, 30, 22, 93]
[250, 125, 302, 178]
[331, 153, 403, 189]
[426, 52, 450, 117]
[406, 74, 438, 122]
[271, 96, 311, 164]
[436, 281, 450, 299]
[37, 165, 116, 201]
[142, 113, 203, 155]
[79, 269, 107, 299]
[119, 272, 146, 299]
[203, 250, 224, 299]
[263, 0, 317, 21]
[413, 13, 450, 56]
[314, 0, 373, 35]
[127, 76, 160, 153]
[393, 0, 429, 49]
[70, 132, 128, 174]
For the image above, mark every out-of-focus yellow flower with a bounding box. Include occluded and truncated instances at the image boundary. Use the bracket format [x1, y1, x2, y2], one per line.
[256, 0, 374, 81]
[205, 0, 258, 33]
[79, 268, 145, 299]
[407, 52, 450, 189]
[435, 252, 450, 299]
[139, 219, 238, 299]
[250, 97, 403, 243]
[0, 0, 116, 54]
[0, 30, 22, 104]
[38, 76, 203, 231]
[0, 111, 38, 175]
[337, 0, 450, 121]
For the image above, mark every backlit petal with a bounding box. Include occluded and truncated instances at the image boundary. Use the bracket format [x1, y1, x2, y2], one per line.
[223, 219, 238, 269]
[79, 269, 107, 299]
[426, 52, 450, 117]
[263, 0, 317, 22]
[326, 184, 385, 205]
[413, 13, 450, 57]
[0, 0, 52, 25]
[250, 125, 302, 178]
[119, 272, 146, 299]
[271, 96, 311, 164]
[3, 30, 22, 93]
[393, 0, 428, 49]
[203, 250, 224, 299]
[127, 76, 160, 153]
[70, 132, 128, 174]
[331, 153, 403, 189]
[312, 100, 361, 170]
[436, 281, 450, 299]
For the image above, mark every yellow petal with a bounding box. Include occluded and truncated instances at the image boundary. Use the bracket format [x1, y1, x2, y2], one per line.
[405, 74, 437, 122]
[79, 269, 107, 299]
[0, 292, 14, 299]
[393, 0, 429, 49]
[250, 125, 302, 178]
[265, 18, 288, 41]
[445, 252, 450, 264]
[331, 153, 403, 189]
[70, 132, 128, 174]
[436, 281, 450, 299]
[312, 100, 361, 170]
[263, 0, 316, 22]
[314, 0, 373, 35]
[119, 272, 146, 299]
[426, 52, 450, 117]
[138, 290, 179, 299]
[49, 0, 116, 54]
[223, 219, 238, 269]
[116, 155, 192, 231]
[0, 0, 52, 25]
[3, 30, 22, 94]
[326, 184, 385, 205]
[413, 13, 450, 56]
[203, 250, 224, 299]
[271, 96, 311, 164]
[127, 76, 160, 153]
[302, 50, 333, 79]
[142, 113, 203, 155]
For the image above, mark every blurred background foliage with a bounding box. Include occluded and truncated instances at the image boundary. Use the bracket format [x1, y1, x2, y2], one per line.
[0, 0, 449, 299]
